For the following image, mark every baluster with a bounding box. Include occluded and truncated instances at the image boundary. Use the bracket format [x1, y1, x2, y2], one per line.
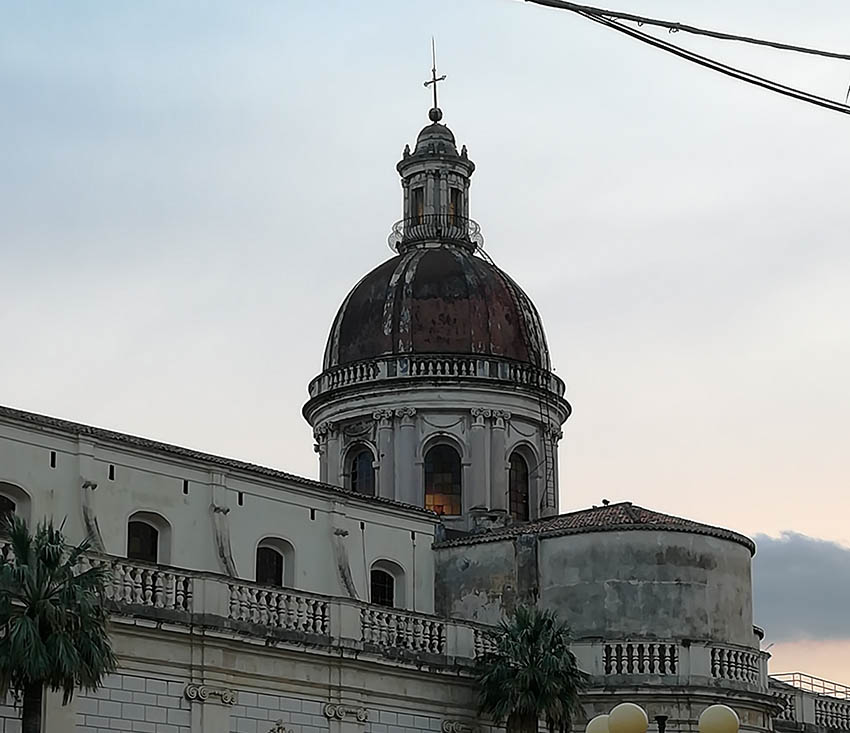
[603, 645, 612, 675]
[275, 593, 287, 629]
[295, 595, 306, 630]
[637, 644, 646, 674]
[173, 575, 185, 611]
[626, 643, 635, 674]
[130, 566, 143, 604]
[153, 571, 165, 608]
[361, 609, 372, 644]
[257, 590, 269, 626]
[228, 585, 239, 619]
[141, 568, 153, 606]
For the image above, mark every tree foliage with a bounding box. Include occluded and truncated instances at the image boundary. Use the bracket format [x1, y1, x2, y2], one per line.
[475, 606, 588, 733]
[0, 514, 116, 706]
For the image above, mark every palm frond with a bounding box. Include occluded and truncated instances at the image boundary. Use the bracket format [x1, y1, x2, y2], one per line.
[0, 517, 116, 702]
[475, 606, 587, 733]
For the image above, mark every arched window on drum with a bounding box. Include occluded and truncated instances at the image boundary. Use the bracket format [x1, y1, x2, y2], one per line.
[424, 444, 462, 516]
[347, 445, 376, 496]
[508, 451, 530, 522]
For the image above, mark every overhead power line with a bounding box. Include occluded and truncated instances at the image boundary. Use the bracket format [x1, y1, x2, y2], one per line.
[525, 0, 850, 116]
[526, 0, 850, 61]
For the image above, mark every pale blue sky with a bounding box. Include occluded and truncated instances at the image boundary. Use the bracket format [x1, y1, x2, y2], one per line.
[2, 0, 849, 677]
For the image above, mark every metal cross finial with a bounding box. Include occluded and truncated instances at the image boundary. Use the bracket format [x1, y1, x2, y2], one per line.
[424, 37, 446, 119]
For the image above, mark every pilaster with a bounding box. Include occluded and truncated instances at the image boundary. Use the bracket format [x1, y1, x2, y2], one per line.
[394, 408, 417, 505]
[469, 408, 490, 510]
[490, 410, 510, 512]
[373, 409, 395, 500]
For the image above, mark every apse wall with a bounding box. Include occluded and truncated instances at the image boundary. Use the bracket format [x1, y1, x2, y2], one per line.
[435, 527, 758, 648]
[538, 530, 757, 647]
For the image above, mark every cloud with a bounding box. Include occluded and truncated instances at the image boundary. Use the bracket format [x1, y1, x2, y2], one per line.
[753, 532, 850, 643]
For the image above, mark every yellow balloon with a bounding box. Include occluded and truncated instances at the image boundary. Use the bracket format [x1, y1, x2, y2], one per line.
[586, 715, 610, 733]
[608, 704, 649, 733]
[699, 705, 740, 733]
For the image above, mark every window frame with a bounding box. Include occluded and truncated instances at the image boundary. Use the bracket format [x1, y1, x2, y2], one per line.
[423, 443, 463, 516]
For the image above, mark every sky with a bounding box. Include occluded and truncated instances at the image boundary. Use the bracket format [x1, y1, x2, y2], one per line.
[1, 1, 848, 681]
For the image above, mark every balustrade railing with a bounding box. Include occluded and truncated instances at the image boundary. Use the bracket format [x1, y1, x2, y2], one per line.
[227, 582, 329, 635]
[816, 699, 850, 730]
[308, 354, 566, 399]
[361, 607, 445, 654]
[603, 641, 678, 675]
[711, 646, 762, 684]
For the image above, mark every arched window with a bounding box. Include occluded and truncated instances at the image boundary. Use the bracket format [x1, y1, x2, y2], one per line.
[255, 538, 295, 587]
[0, 483, 31, 527]
[370, 569, 394, 608]
[127, 512, 171, 565]
[508, 452, 530, 522]
[348, 446, 375, 496]
[0, 495, 14, 521]
[256, 546, 284, 586]
[369, 559, 406, 608]
[424, 444, 462, 516]
[127, 521, 159, 564]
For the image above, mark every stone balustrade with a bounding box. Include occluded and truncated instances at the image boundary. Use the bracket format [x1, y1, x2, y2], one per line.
[307, 353, 566, 399]
[0, 545, 770, 694]
[770, 677, 850, 731]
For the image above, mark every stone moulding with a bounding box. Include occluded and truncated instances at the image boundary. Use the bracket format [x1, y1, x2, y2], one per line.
[323, 703, 369, 722]
[442, 721, 478, 733]
[183, 683, 237, 705]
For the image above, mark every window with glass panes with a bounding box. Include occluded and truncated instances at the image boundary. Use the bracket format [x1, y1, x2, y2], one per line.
[370, 569, 395, 607]
[508, 452, 530, 522]
[424, 444, 462, 515]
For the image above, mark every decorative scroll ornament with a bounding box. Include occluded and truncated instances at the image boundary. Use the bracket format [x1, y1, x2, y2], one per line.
[442, 721, 477, 733]
[492, 409, 511, 429]
[323, 703, 369, 722]
[470, 407, 492, 426]
[545, 424, 564, 442]
[184, 683, 236, 705]
[373, 408, 394, 427]
[314, 421, 337, 441]
[396, 406, 417, 426]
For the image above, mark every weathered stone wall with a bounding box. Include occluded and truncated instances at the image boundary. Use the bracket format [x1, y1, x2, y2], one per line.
[539, 530, 756, 646]
[435, 528, 755, 648]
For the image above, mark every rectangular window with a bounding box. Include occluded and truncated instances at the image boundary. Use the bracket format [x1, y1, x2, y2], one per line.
[237, 491, 244, 506]
[108, 464, 115, 481]
[182, 479, 189, 495]
[411, 187, 425, 224]
[49, 451, 57, 469]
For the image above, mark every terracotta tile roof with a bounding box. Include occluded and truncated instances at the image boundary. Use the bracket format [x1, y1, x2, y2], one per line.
[435, 501, 755, 554]
[0, 404, 437, 518]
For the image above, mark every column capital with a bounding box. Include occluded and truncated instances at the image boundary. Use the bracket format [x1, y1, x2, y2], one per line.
[492, 410, 511, 429]
[395, 406, 417, 426]
[470, 407, 491, 426]
[372, 409, 394, 428]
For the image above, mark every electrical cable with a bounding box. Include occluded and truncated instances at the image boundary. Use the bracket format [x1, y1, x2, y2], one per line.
[564, 8, 850, 116]
[525, 0, 850, 61]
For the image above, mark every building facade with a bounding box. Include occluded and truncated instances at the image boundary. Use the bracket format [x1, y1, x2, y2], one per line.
[0, 101, 843, 733]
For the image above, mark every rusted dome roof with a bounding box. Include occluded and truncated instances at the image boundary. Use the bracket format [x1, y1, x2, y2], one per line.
[323, 244, 551, 371]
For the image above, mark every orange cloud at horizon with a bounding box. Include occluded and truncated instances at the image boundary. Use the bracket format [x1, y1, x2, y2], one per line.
[769, 639, 850, 688]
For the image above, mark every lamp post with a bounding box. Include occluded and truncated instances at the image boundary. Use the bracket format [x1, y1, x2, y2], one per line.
[585, 702, 740, 733]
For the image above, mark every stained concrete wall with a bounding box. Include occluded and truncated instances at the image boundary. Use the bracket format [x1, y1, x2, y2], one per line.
[435, 529, 756, 647]
[539, 530, 755, 646]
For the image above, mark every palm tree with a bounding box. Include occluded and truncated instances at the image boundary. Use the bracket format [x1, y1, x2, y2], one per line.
[0, 515, 116, 733]
[475, 605, 588, 733]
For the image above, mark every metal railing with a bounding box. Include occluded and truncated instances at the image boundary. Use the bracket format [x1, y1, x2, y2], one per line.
[773, 673, 850, 700]
[388, 214, 484, 252]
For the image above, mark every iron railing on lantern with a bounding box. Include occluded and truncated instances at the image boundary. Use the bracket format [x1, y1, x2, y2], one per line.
[388, 214, 484, 252]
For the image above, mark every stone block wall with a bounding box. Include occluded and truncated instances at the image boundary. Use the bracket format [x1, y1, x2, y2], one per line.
[0, 694, 21, 733]
[229, 693, 329, 733]
[76, 672, 191, 733]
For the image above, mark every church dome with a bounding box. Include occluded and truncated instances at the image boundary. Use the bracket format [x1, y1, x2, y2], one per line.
[323, 244, 551, 371]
